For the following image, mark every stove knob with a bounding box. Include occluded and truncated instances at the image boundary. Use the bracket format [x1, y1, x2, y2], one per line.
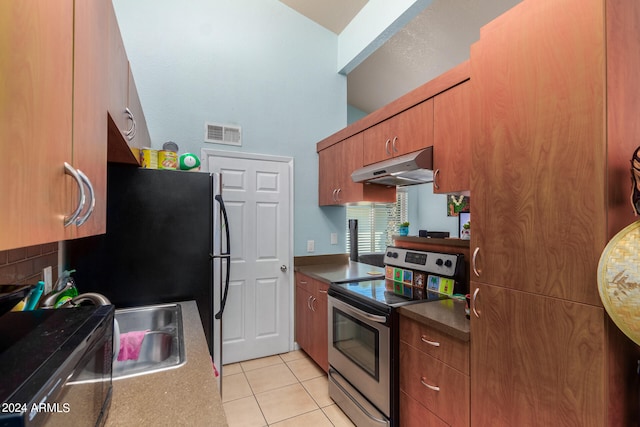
[391, 252, 399, 258]
[444, 260, 452, 268]
[436, 258, 444, 266]
[386, 251, 393, 257]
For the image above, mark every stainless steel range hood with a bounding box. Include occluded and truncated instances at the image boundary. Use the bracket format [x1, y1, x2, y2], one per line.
[351, 147, 434, 187]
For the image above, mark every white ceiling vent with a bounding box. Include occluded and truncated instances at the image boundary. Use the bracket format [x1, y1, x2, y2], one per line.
[204, 122, 242, 146]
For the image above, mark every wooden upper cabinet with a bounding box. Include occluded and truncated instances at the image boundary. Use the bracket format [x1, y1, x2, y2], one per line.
[107, 1, 129, 141]
[470, 0, 607, 304]
[0, 0, 73, 251]
[433, 81, 471, 194]
[70, 0, 109, 239]
[107, 1, 146, 164]
[127, 69, 152, 150]
[363, 99, 434, 166]
[318, 134, 395, 206]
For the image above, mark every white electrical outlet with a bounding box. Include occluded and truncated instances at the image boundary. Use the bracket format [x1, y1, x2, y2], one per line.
[330, 233, 338, 245]
[307, 240, 315, 253]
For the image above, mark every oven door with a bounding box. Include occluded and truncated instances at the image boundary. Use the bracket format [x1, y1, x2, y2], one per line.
[327, 295, 390, 418]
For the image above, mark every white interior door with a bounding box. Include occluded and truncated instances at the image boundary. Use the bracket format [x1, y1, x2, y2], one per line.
[204, 150, 293, 364]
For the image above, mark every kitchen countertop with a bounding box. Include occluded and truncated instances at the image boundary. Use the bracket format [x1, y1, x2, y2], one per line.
[296, 260, 385, 284]
[106, 300, 226, 427]
[398, 298, 470, 342]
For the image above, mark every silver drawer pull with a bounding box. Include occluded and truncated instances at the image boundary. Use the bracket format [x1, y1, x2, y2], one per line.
[300, 281, 308, 285]
[318, 289, 327, 294]
[420, 377, 440, 392]
[420, 335, 440, 347]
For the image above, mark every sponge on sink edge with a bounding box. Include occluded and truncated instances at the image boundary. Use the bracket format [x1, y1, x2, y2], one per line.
[117, 330, 149, 361]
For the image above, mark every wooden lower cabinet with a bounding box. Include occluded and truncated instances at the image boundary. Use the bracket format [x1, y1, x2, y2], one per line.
[295, 273, 328, 371]
[399, 316, 469, 426]
[400, 391, 448, 427]
[470, 282, 606, 426]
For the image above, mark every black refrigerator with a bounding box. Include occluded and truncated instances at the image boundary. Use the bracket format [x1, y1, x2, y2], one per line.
[64, 163, 230, 381]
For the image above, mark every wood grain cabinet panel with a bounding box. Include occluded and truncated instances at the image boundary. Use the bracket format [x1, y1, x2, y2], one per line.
[400, 341, 469, 427]
[318, 134, 395, 206]
[295, 273, 328, 372]
[106, 1, 148, 164]
[363, 100, 433, 166]
[399, 391, 448, 427]
[0, 0, 72, 251]
[0, 0, 108, 250]
[433, 81, 471, 194]
[470, 282, 605, 427]
[469, 0, 640, 424]
[399, 316, 469, 375]
[70, 0, 108, 239]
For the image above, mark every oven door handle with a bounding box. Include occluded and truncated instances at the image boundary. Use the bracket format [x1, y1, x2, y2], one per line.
[335, 299, 388, 324]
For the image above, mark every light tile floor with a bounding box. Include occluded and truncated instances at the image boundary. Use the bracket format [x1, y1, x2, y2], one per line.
[222, 350, 355, 427]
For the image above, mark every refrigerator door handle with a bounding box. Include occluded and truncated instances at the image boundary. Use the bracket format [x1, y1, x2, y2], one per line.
[214, 194, 231, 320]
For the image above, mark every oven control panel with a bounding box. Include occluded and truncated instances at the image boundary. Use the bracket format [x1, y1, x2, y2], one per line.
[384, 246, 463, 278]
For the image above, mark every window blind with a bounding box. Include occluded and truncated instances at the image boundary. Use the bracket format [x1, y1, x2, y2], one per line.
[346, 189, 408, 253]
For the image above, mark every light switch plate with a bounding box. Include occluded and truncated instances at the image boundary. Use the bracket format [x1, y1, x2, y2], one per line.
[330, 233, 338, 245]
[307, 240, 315, 252]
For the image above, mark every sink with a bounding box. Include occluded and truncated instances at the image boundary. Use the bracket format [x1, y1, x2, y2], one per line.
[112, 303, 186, 380]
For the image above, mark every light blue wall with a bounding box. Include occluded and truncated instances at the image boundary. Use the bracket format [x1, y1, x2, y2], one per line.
[112, 0, 348, 256]
[347, 104, 368, 124]
[407, 184, 459, 237]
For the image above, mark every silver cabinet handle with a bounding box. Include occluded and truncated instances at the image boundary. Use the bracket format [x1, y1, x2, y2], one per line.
[64, 162, 86, 227]
[335, 188, 341, 202]
[420, 335, 440, 347]
[472, 247, 481, 277]
[420, 377, 440, 392]
[311, 296, 316, 312]
[124, 107, 136, 140]
[472, 287, 480, 318]
[75, 169, 95, 226]
[392, 136, 398, 153]
[332, 189, 337, 202]
[385, 139, 391, 155]
[300, 280, 308, 285]
[433, 169, 440, 190]
[307, 295, 313, 310]
[318, 289, 327, 294]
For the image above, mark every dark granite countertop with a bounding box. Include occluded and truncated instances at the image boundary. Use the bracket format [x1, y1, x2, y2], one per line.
[295, 260, 385, 284]
[398, 298, 470, 342]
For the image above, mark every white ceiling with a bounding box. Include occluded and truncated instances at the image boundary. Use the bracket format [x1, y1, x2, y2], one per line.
[279, 0, 522, 114]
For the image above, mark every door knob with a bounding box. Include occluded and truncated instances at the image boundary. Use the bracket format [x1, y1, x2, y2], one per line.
[280, 265, 288, 272]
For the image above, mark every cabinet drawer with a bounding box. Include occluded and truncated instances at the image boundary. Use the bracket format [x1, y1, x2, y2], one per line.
[399, 341, 469, 427]
[399, 390, 448, 427]
[400, 316, 469, 374]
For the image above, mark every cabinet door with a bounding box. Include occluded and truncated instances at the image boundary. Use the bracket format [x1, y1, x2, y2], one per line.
[470, 282, 605, 427]
[313, 281, 329, 372]
[363, 100, 434, 166]
[127, 69, 151, 150]
[295, 283, 311, 353]
[362, 120, 392, 165]
[0, 0, 73, 250]
[433, 81, 470, 194]
[107, 0, 129, 140]
[70, 0, 108, 239]
[470, 0, 606, 305]
[337, 133, 365, 203]
[318, 144, 339, 206]
[388, 99, 433, 158]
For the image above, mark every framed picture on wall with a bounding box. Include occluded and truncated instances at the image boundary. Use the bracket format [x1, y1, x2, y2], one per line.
[458, 212, 470, 238]
[447, 195, 470, 216]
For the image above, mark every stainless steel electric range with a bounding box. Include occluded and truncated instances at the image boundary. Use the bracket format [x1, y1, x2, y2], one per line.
[327, 246, 466, 427]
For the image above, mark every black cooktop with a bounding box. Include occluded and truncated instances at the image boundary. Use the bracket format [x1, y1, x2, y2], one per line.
[329, 279, 446, 312]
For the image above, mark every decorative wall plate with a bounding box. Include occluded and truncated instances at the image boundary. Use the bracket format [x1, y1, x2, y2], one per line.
[597, 220, 640, 345]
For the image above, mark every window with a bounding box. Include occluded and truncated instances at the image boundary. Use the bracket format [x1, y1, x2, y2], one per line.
[346, 189, 408, 254]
